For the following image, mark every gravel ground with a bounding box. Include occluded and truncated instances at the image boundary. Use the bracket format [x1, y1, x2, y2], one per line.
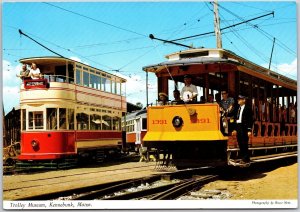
[200, 159, 298, 200]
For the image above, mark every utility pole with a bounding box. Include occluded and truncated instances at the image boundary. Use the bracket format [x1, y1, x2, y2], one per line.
[213, 0, 222, 48]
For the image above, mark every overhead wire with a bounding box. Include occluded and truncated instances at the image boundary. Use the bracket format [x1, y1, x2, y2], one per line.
[43, 2, 147, 38]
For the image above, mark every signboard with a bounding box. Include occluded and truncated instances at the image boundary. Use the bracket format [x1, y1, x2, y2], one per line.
[24, 79, 49, 89]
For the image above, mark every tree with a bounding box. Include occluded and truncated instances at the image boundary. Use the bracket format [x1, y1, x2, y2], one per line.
[136, 102, 143, 109]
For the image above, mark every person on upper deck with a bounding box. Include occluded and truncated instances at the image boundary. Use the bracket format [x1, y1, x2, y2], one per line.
[29, 63, 42, 79]
[16, 63, 30, 80]
[171, 89, 184, 105]
[158, 92, 168, 106]
[181, 74, 198, 103]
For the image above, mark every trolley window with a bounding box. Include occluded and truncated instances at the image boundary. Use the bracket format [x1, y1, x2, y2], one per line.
[68, 109, 75, 130]
[59, 108, 67, 129]
[91, 114, 101, 130]
[83, 72, 89, 87]
[47, 108, 57, 130]
[22, 109, 26, 131]
[126, 120, 135, 132]
[29, 111, 44, 130]
[113, 116, 121, 130]
[76, 69, 81, 85]
[142, 118, 147, 130]
[76, 112, 89, 130]
[102, 115, 112, 130]
[90, 74, 99, 90]
[103, 78, 111, 93]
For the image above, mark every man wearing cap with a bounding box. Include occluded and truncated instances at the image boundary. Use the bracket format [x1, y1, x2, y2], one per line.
[158, 92, 168, 106]
[180, 74, 198, 103]
[233, 95, 254, 165]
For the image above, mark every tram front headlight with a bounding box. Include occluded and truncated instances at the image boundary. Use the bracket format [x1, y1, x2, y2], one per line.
[172, 116, 183, 128]
[31, 140, 39, 150]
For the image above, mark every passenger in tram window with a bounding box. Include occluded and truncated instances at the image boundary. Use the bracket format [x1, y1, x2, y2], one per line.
[158, 92, 168, 106]
[16, 63, 30, 80]
[220, 90, 234, 114]
[29, 63, 42, 79]
[206, 94, 217, 104]
[171, 89, 184, 105]
[180, 74, 198, 103]
[219, 90, 235, 135]
[289, 103, 296, 123]
[232, 95, 253, 165]
[280, 105, 287, 135]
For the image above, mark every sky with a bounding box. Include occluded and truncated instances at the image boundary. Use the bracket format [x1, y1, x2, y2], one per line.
[2, 0, 298, 114]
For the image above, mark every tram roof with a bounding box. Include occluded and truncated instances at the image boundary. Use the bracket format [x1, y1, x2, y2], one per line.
[19, 56, 126, 82]
[143, 48, 297, 90]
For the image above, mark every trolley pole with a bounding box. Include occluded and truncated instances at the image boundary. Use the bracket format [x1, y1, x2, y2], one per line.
[269, 37, 276, 69]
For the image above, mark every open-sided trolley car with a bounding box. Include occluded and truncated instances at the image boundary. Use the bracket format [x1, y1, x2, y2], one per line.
[143, 48, 297, 168]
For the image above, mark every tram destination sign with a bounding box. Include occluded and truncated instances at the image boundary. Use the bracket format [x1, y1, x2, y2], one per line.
[24, 79, 49, 89]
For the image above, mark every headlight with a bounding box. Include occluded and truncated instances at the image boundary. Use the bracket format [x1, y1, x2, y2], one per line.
[172, 116, 183, 128]
[31, 140, 39, 150]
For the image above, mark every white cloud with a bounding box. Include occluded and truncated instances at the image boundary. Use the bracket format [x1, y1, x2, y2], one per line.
[70, 56, 81, 62]
[115, 73, 157, 107]
[69, 56, 89, 66]
[3, 86, 20, 114]
[2, 60, 21, 114]
[276, 59, 297, 80]
[262, 58, 297, 80]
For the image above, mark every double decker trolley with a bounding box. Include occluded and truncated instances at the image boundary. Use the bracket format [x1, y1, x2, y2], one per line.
[17, 57, 126, 169]
[143, 48, 297, 168]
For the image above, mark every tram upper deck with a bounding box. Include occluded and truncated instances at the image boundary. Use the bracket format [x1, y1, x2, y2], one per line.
[19, 57, 127, 112]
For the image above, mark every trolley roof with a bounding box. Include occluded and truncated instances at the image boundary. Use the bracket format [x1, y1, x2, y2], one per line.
[143, 48, 297, 91]
[19, 56, 126, 83]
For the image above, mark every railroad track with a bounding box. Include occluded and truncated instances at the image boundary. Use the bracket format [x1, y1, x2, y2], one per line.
[17, 167, 217, 200]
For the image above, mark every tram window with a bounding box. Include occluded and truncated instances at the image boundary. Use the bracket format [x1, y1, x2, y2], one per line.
[47, 108, 57, 130]
[76, 113, 89, 130]
[29, 111, 44, 130]
[83, 72, 89, 87]
[102, 78, 107, 92]
[112, 116, 121, 130]
[90, 74, 98, 89]
[104, 78, 111, 93]
[68, 109, 74, 130]
[76, 69, 81, 85]
[59, 108, 67, 129]
[112, 81, 116, 94]
[91, 114, 101, 130]
[102, 115, 112, 130]
[126, 120, 135, 132]
[98, 76, 102, 90]
[142, 118, 147, 130]
[22, 109, 26, 131]
[117, 82, 121, 95]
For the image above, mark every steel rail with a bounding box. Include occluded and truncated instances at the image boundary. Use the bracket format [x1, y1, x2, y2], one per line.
[150, 175, 218, 200]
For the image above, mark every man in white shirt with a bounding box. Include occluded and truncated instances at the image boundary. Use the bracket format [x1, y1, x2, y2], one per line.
[29, 63, 42, 79]
[180, 75, 198, 103]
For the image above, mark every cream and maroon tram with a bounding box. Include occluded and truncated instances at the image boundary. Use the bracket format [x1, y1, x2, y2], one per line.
[17, 57, 126, 168]
[143, 48, 297, 168]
